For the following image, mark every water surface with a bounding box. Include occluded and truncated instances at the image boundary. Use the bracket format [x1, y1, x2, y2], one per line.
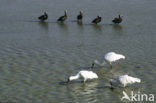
[0, 0, 156, 102]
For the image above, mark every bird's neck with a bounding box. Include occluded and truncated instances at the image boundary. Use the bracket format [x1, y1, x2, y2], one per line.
[70, 74, 80, 81]
[119, 15, 122, 20]
[64, 12, 67, 16]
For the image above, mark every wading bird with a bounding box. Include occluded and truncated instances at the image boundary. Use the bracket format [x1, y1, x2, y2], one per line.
[77, 11, 83, 21]
[112, 14, 123, 24]
[57, 10, 67, 22]
[92, 16, 102, 24]
[38, 12, 48, 21]
[94, 52, 125, 68]
[110, 74, 141, 88]
[67, 70, 98, 83]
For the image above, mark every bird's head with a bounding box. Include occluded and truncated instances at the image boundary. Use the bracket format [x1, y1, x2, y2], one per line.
[80, 11, 82, 14]
[91, 63, 95, 69]
[67, 77, 71, 83]
[97, 15, 100, 18]
[119, 14, 123, 18]
[65, 10, 67, 13]
[44, 12, 47, 15]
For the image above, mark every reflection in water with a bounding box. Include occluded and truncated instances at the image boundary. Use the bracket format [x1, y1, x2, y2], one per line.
[67, 82, 98, 103]
[77, 21, 83, 25]
[112, 24, 123, 32]
[92, 24, 102, 32]
[77, 21, 84, 30]
[57, 22, 68, 31]
[38, 21, 49, 31]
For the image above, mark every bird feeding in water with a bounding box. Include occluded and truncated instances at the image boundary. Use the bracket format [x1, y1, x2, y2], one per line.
[92, 16, 102, 24]
[104, 52, 125, 68]
[38, 12, 48, 21]
[77, 11, 83, 22]
[94, 52, 125, 68]
[57, 10, 67, 22]
[110, 74, 141, 88]
[67, 70, 98, 83]
[112, 14, 123, 24]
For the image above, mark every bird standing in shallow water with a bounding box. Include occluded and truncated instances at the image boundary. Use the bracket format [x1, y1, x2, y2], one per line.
[94, 52, 125, 68]
[104, 52, 125, 68]
[38, 12, 48, 21]
[57, 10, 67, 22]
[67, 70, 98, 83]
[92, 16, 102, 24]
[112, 14, 123, 24]
[110, 75, 141, 87]
[77, 11, 83, 21]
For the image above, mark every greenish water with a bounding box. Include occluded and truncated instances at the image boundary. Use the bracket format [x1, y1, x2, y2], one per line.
[0, 0, 156, 102]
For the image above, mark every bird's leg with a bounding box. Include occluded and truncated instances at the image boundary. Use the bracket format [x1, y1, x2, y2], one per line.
[83, 79, 86, 84]
[115, 62, 120, 67]
[110, 63, 113, 69]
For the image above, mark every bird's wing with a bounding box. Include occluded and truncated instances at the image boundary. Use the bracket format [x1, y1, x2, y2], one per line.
[119, 75, 141, 86]
[105, 52, 125, 62]
[57, 16, 64, 21]
[81, 71, 98, 79]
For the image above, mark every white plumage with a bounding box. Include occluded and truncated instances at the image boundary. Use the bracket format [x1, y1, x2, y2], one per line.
[68, 70, 98, 83]
[104, 52, 125, 63]
[110, 75, 141, 87]
[94, 52, 125, 68]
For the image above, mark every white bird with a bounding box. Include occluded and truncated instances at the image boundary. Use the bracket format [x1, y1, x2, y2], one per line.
[67, 70, 98, 83]
[110, 74, 141, 87]
[94, 52, 125, 68]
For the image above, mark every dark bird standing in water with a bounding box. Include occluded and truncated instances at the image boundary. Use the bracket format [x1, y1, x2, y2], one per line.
[38, 12, 48, 21]
[77, 11, 83, 21]
[57, 10, 67, 22]
[92, 16, 102, 24]
[112, 14, 123, 24]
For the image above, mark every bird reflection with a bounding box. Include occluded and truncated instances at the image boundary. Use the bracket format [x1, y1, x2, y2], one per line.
[77, 21, 83, 25]
[38, 21, 49, 31]
[77, 21, 84, 30]
[57, 22, 68, 30]
[67, 81, 98, 96]
[113, 24, 123, 31]
[92, 24, 102, 32]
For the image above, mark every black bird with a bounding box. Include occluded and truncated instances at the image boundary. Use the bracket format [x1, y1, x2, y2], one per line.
[92, 16, 102, 24]
[38, 12, 48, 21]
[112, 14, 123, 24]
[57, 10, 67, 22]
[77, 11, 83, 21]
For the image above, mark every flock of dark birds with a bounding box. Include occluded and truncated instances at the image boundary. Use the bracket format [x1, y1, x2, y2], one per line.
[38, 10, 123, 24]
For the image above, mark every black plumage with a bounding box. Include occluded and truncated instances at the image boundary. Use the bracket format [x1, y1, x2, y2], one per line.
[77, 11, 83, 21]
[92, 16, 102, 24]
[57, 10, 67, 22]
[112, 15, 122, 24]
[38, 12, 48, 21]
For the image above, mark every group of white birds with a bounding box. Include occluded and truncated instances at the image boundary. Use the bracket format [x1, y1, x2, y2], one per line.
[67, 52, 141, 89]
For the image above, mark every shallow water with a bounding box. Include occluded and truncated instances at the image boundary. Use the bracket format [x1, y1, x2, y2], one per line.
[0, 0, 156, 102]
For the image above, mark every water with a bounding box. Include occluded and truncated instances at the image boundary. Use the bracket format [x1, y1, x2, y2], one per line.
[0, 0, 156, 102]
